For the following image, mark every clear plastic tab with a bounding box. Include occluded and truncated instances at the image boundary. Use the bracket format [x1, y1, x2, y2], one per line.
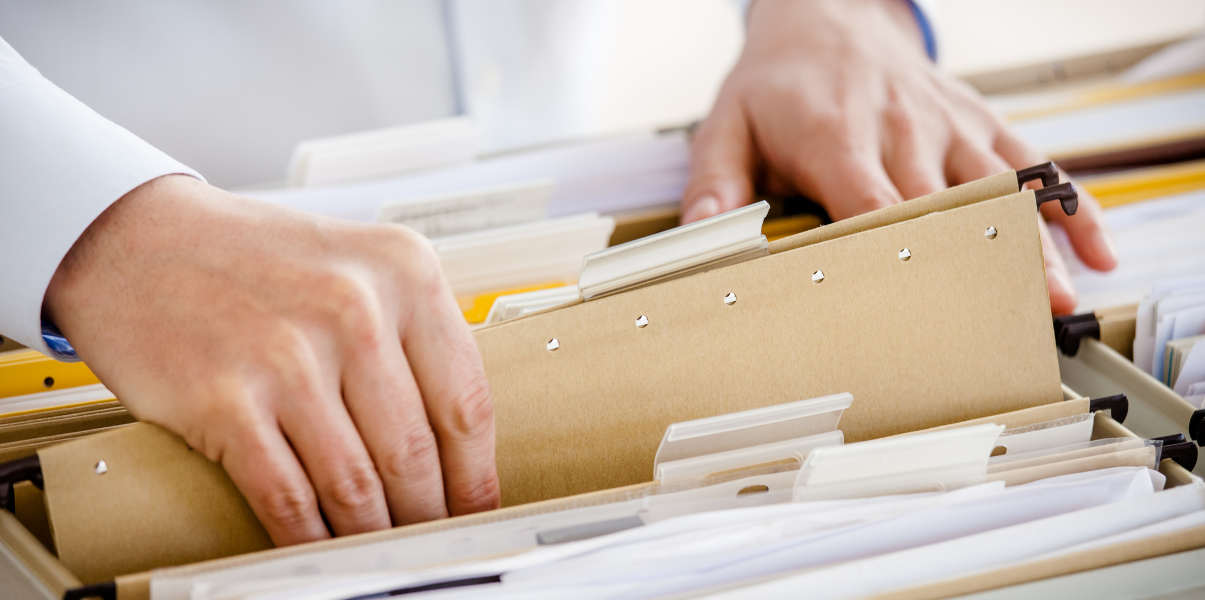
[795, 423, 1004, 501]
[992, 412, 1096, 456]
[655, 430, 844, 486]
[653, 393, 853, 480]
[578, 201, 770, 300]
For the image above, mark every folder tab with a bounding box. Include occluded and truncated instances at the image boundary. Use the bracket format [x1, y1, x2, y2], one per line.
[795, 423, 1004, 500]
[578, 201, 770, 300]
[653, 393, 852, 474]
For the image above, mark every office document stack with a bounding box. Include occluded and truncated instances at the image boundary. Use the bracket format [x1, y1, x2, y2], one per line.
[1133, 280, 1205, 407]
[2, 37, 1205, 600]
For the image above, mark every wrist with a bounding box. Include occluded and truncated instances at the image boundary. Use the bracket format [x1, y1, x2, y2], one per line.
[745, 0, 929, 61]
[43, 175, 207, 342]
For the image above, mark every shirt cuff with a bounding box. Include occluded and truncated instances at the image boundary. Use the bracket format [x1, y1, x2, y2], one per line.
[0, 41, 203, 360]
[905, 0, 939, 62]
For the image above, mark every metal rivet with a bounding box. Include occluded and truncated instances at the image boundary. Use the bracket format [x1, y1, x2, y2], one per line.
[546, 338, 560, 352]
[723, 292, 737, 305]
[984, 226, 998, 239]
[811, 269, 825, 283]
[635, 315, 649, 328]
[94, 460, 108, 475]
[898, 248, 911, 261]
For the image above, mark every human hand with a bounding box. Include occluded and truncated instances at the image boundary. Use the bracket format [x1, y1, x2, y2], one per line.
[681, 0, 1116, 314]
[44, 175, 499, 545]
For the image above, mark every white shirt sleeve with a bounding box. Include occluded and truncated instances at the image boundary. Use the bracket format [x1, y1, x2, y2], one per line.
[0, 35, 202, 358]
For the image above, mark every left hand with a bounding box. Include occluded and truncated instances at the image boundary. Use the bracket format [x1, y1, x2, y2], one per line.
[680, 0, 1117, 314]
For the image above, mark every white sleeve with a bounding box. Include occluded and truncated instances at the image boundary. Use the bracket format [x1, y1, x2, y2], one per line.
[0, 35, 202, 358]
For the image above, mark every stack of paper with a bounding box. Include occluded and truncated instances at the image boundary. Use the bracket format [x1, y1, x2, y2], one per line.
[246, 131, 691, 224]
[998, 70, 1205, 170]
[376, 179, 553, 239]
[1054, 185, 1205, 312]
[1134, 278, 1205, 406]
[1166, 335, 1205, 393]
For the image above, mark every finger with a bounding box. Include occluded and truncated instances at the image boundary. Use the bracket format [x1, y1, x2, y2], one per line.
[793, 148, 903, 221]
[881, 104, 946, 200]
[944, 137, 1010, 185]
[768, 104, 902, 220]
[277, 365, 392, 536]
[343, 338, 450, 525]
[993, 131, 1118, 272]
[219, 408, 330, 546]
[1038, 219, 1078, 315]
[681, 97, 757, 223]
[401, 275, 500, 517]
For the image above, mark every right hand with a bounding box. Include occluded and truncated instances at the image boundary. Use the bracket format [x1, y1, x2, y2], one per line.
[680, 0, 1117, 314]
[44, 175, 499, 545]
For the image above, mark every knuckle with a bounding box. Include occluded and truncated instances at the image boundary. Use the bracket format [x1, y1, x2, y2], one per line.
[806, 112, 849, 142]
[320, 463, 383, 515]
[377, 226, 446, 299]
[382, 225, 439, 268]
[187, 388, 263, 463]
[253, 328, 328, 398]
[882, 104, 916, 138]
[311, 270, 385, 346]
[837, 183, 899, 217]
[447, 375, 494, 438]
[379, 425, 441, 482]
[254, 484, 319, 532]
[450, 474, 501, 514]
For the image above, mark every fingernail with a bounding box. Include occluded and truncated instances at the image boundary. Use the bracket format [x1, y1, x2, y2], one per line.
[682, 195, 720, 223]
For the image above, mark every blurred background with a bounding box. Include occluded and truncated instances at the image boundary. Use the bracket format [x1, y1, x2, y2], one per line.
[2, 0, 1202, 189]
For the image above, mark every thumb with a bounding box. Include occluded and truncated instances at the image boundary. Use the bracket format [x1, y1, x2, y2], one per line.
[681, 99, 756, 224]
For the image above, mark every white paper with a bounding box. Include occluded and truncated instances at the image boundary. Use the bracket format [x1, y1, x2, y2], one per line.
[1133, 276, 1205, 374]
[699, 481, 1205, 600]
[1152, 298, 1205, 379]
[376, 179, 552, 239]
[187, 468, 1173, 600]
[1009, 87, 1205, 159]
[1056, 195, 1205, 313]
[243, 132, 690, 223]
[1174, 342, 1205, 396]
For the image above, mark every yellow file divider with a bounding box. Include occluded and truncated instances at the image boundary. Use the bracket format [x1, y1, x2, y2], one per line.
[0, 350, 100, 399]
